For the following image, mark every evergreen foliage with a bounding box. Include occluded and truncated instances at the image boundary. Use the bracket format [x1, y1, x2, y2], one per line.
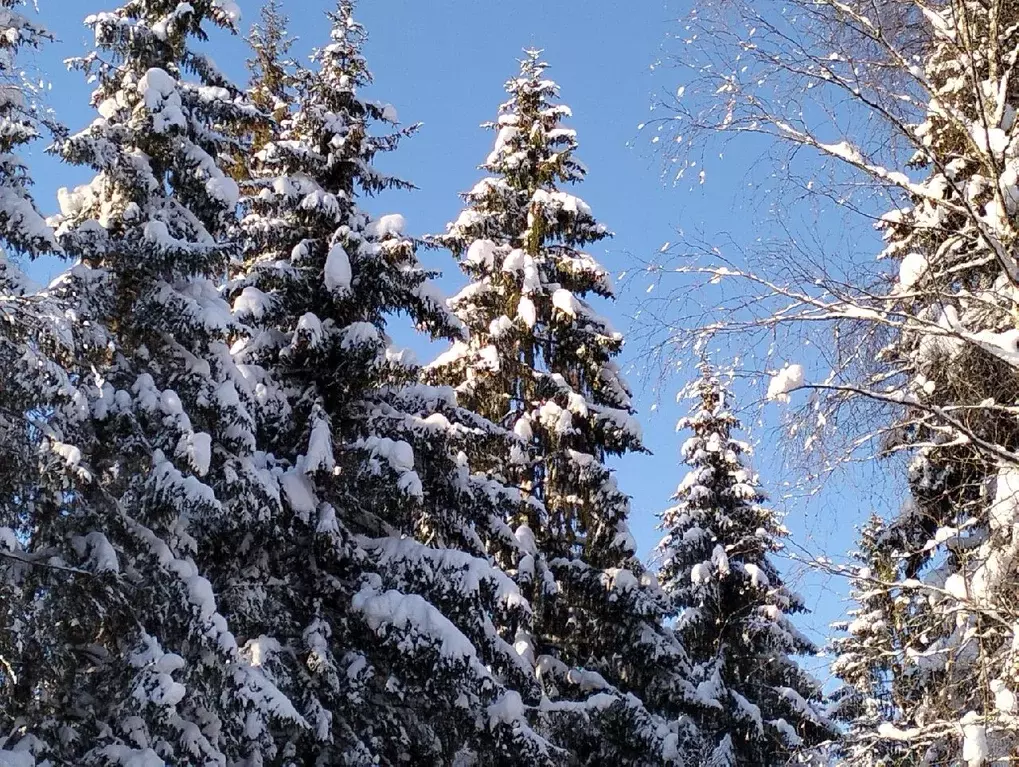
[657, 368, 835, 764]
[829, 515, 918, 766]
[0, 5, 76, 761]
[243, 0, 294, 161]
[2, 1, 300, 763]
[0, 1, 935, 764]
[227, 4, 557, 763]
[428, 49, 698, 764]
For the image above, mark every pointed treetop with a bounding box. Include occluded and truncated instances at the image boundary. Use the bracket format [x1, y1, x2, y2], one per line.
[315, 0, 372, 92]
[520, 46, 546, 71]
[247, 0, 295, 115]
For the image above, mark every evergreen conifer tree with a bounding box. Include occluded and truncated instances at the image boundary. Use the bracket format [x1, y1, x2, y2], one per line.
[2, 2, 305, 763]
[828, 515, 918, 767]
[428, 49, 698, 764]
[227, 5, 557, 763]
[656, 368, 834, 764]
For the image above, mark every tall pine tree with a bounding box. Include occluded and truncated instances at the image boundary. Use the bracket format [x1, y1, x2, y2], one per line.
[3, 2, 303, 763]
[656, 367, 834, 764]
[428, 49, 698, 764]
[226, 4, 557, 763]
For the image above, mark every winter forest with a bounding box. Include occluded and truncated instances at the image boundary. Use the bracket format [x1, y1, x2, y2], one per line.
[3, 0, 1019, 764]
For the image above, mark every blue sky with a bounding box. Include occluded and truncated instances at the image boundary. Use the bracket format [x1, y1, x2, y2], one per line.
[22, 0, 897, 664]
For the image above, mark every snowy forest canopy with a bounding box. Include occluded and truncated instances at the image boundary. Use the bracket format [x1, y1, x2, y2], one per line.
[0, 0, 1017, 765]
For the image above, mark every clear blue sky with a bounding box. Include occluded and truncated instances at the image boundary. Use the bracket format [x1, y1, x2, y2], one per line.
[22, 0, 896, 666]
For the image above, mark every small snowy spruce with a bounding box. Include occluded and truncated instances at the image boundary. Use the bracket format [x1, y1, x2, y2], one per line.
[827, 515, 918, 766]
[656, 368, 835, 764]
[428, 49, 699, 764]
[0, 0, 58, 275]
[228, 5, 557, 763]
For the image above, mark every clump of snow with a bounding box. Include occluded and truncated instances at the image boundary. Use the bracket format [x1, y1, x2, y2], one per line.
[362, 437, 413, 473]
[961, 711, 988, 767]
[212, 0, 242, 25]
[898, 252, 928, 290]
[368, 213, 406, 239]
[182, 431, 212, 476]
[766, 364, 804, 403]
[324, 243, 352, 293]
[566, 668, 609, 692]
[877, 722, 921, 741]
[97, 746, 166, 766]
[304, 417, 335, 473]
[295, 312, 324, 347]
[991, 679, 1016, 713]
[945, 572, 968, 601]
[971, 125, 1009, 155]
[50, 440, 82, 468]
[280, 468, 317, 517]
[359, 436, 421, 497]
[744, 563, 770, 589]
[138, 67, 185, 132]
[0, 750, 35, 767]
[466, 239, 497, 269]
[233, 286, 273, 320]
[691, 562, 711, 584]
[502, 248, 526, 273]
[487, 690, 526, 727]
[206, 175, 239, 210]
[489, 315, 514, 339]
[551, 288, 580, 317]
[352, 579, 477, 661]
[517, 296, 537, 328]
[990, 468, 1019, 532]
[82, 531, 120, 573]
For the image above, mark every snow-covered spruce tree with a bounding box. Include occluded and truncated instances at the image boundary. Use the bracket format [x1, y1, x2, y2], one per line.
[427, 49, 699, 764]
[227, 5, 557, 763]
[828, 515, 920, 766]
[2, 3, 308, 764]
[656, 368, 834, 764]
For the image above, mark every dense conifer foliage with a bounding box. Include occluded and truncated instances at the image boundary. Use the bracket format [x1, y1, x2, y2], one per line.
[428, 50, 699, 764]
[657, 369, 834, 764]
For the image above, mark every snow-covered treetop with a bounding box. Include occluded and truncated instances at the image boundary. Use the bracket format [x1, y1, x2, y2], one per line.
[483, 49, 586, 188]
[54, 0, 258, 281]
[235, 0, 459, 366]
[441, 48, 611, 287]
[245, 0, 295, 145]
[294, 0, 409, 195]
[430, 49, 636, 453]
[657, 367, 793, 609]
